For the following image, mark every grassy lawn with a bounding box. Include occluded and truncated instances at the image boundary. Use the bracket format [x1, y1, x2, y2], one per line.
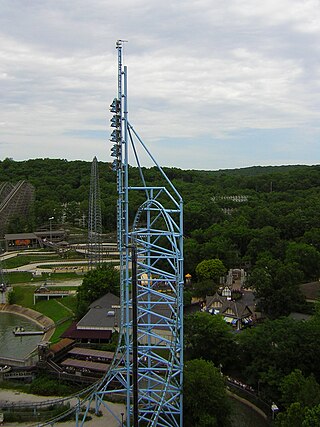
[34, 299, 72, 322]
[2, 250, 85, 269]
[42, 272, 85, 280]
[6, 271, 84, 284]
[3, 254, 61, 269]
[12, 286, 76, 341]
[50, 319, 73, 344]
[13, 285, 36, 306]
[12, 285, 75, 323]
[0, 380, 31, 393]
[1, 243, 85, 348]
[58, 294, 78, 312]
[6, 272, 34, 284]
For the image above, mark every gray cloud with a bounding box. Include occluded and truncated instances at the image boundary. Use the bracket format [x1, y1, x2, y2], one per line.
[0, 0, 319, 169]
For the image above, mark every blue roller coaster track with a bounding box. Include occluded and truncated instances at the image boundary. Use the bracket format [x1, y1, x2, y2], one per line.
[39, 41, 184, 427]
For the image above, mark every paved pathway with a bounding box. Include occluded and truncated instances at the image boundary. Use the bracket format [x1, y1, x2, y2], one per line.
[0, 389, 125, 426]
[3, 259, 119, 275]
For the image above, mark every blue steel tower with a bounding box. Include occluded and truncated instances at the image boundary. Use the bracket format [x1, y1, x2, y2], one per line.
[80, 41, 184, 427]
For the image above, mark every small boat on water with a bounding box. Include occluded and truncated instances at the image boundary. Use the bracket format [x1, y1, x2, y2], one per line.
[13, 326, 25, 333]
[13, 326, 44, 336]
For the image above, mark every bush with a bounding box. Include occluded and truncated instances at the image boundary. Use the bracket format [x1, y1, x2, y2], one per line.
[7, 289, 17, 304]
[29, 375, 79, 396]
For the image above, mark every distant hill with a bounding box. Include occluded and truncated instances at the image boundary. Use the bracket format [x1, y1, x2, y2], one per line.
[0, 158, 319, 235]
[213, 164, 316, 175]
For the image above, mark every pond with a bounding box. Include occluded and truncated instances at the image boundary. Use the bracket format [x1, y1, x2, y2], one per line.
[0, 312, 43, 360]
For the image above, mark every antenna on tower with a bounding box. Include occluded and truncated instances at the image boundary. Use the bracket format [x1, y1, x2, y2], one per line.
[116, 39, 128, 48]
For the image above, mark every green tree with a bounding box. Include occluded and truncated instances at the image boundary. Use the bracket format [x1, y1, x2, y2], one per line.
[184, 238, 201, 277]
[192, 279, 219, 299]
[285, 242, 320, 282]
[184, 312, 234, 367]
[276, 403, 320, 427]
[183, 290, 192, 306]
[276, 402, 305, 427]
[7, 214, 30, 234]
[76, 264, 120, 318]
[238, 316, 320, 401]
[280, 370, 320, 409]
[302, 228, 320, 252]
[65, 201, 81, 225]
[303, 405, 320, 426]
[195, 258, 226, 282]
[248, 257, 303, 318]
[7, 289, 17, 304]
[184, 359, 230, 427]
[237, 318, 303, 398]
[246, 226, 284, 264]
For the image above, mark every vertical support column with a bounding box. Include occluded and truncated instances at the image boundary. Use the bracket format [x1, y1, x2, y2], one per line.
[132, 246, 139, 427]
[179, 198, 184, 427]
[123, 58, 132, 427]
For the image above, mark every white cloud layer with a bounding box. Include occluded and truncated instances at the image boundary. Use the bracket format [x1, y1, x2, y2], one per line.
[1, 0, 320, 169]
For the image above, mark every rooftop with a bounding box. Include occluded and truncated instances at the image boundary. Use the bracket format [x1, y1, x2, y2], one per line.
[61, 322, 112, 340]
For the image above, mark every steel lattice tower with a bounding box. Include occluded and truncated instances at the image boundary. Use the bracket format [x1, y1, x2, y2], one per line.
[87, 156, 103, 268]
[78, 41, 184, 427]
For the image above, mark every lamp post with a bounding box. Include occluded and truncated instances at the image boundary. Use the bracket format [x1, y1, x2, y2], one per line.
[271, 403, 279, 420]
[49, 217, 54, 242]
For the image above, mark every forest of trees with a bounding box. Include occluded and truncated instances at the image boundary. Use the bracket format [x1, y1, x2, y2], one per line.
[1, 158, 320, 317]
[1, 158, 320, 424]
[1, 158, 319, 275]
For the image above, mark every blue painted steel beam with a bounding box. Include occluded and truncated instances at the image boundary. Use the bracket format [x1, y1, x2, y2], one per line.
[78, 40, 184, 427]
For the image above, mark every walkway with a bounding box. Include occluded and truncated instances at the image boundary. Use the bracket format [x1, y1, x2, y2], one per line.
[0, 389, 125, 427]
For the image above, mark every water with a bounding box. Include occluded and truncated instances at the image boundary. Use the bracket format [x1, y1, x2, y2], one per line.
[0, 312, 43, 360]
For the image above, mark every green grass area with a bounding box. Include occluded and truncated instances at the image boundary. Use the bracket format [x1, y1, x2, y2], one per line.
[43, 272, 85, 280]
[8, 282, 79, 345]
[3, 254, 61, 269]
[34, 299, 72, 322]
[6, 271, 84, 284]
[2, 249, 85, 267]
[6, 272, 34, 284]
[0, 380, 31, 393]
[12, 285, 74, 322]
[58, 294, 78, 312]
[13, 285, 35, 306]
[50, 318, 73, 344]
[0, 375, 82, 396]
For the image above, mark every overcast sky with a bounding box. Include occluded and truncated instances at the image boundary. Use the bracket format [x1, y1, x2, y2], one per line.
[1, 0, 320, 170]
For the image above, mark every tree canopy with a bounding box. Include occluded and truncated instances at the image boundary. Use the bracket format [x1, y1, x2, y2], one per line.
[195, 258, 227, 282]
[237, 316, 320, 401]
[76, 264, 120, 318]
[184, 359, 230, 427]
[184, 312, 235, 367]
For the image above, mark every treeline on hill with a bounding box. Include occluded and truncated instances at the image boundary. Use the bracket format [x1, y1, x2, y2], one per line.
[1, 158, 320, 312]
